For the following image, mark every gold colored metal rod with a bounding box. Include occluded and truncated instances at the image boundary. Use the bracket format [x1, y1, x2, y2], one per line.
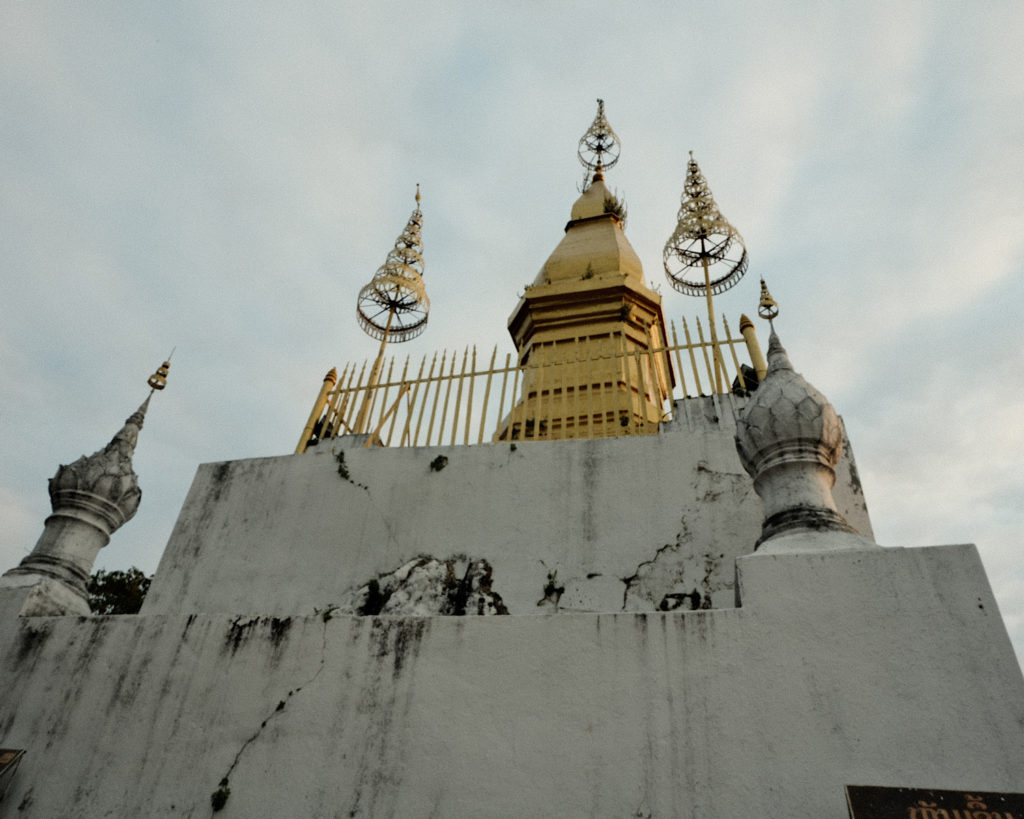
[477, 345, 497, 444]
[337, 361, 366, 436]
[373, 355, 397, 438]
[493, 352, 511, 442]
[619, 332, 635, 433]
[585, 336, 596, 436]
[295, 367, 338, 453]
[721, 316, 744, 391]
[386, 356, 411, 445]
[463, 346, 476, 446]
[426, 350, 446, 445]
[365, 384, 411, 448]
[739, 314, 767, 381]
[669, 321, 689, 399]
[695, 318, 715, 395]
[324, 364, 349, 439]
[571, 338, 583, 439]
[682, 318, 704, 396]
[401, 354, 428, 446]
[532, 353, 545, 439]
[437, 352, 456, 446]
[321, 364, 347, 442]
[354, 308, 395, 434]
[633, 346, 647, 432]
[508, 356, 522, 441]
[643, 323, 660, 420]
[699, 254, 727, 393]
[415, 352, 439, 446]
[451, 347, 468, 446]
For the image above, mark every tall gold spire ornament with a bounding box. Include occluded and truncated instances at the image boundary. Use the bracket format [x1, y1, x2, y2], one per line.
[664, 153, 749, 393]
[577, 99, 621, 187]
[354, 186, 429, 434]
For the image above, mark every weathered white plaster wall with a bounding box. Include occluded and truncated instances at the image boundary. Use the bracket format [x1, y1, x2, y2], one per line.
[143, 395, 872, 617]
[1, 545, 1021, 818]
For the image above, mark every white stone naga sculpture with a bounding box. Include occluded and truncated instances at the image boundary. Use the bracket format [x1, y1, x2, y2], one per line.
[1, 360, 168, 615]
[734, 329, 879, 554]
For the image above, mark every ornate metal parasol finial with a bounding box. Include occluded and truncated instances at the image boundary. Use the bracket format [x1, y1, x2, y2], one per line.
[663, 153, 749, 393]
[663, 152, 748, 297]
[577, 99, 620, 187]
[353, 187, 430, 434]
[356, 186, 430, 343]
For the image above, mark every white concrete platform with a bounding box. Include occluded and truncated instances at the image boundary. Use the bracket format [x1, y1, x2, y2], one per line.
[1, 544, 1021, 818]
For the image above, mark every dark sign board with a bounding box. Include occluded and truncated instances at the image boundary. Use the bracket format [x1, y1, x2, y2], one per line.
[846, 785, 1024, 818]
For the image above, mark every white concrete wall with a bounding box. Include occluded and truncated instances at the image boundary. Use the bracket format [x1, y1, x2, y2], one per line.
[143, 395, 872, 617]
[1, 544, 1021, 818]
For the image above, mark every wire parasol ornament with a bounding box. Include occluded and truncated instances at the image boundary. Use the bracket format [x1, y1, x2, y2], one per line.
[663, 152, 748, 297]
[577, 99, 621, 188]
[356, 185, 429, 343]
[664, 153, 749, 392]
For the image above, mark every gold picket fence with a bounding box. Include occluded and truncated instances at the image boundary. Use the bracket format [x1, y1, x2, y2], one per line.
[296, 315, 761, 452]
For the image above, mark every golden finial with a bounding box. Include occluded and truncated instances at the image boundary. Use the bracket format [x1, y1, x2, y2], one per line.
[663, 154, 748, 393]
[663, 153, 748, 297]
[353, 189, 430, 435]
[757, 278, 779, 323]
[146, 349, 174, 392]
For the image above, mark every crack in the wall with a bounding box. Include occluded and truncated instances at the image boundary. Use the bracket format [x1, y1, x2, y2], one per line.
[620, 540, 682, 611]
[616, 510, 730, 612]
[208, 617, 331, 815]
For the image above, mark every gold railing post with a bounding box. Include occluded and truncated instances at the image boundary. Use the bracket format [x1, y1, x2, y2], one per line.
[295, 367, 338, 453]
[739, 313, 767, 382]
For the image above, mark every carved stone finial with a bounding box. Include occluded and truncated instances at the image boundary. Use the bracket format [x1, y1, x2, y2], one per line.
[47, 397, 149, 533]
[735, 330, 878, 553]
[2, 363, 167, 615]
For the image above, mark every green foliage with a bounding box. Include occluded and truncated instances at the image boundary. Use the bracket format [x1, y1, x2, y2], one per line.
[603, 193, 628, 227]
[87, 567, 151, 615]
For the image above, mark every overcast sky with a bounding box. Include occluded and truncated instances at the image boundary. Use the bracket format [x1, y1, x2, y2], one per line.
[2, 3, 1021, 662]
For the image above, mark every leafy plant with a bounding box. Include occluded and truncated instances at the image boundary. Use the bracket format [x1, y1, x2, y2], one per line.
[603, 193, 628, 227]
[88, 567, 151, 614]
